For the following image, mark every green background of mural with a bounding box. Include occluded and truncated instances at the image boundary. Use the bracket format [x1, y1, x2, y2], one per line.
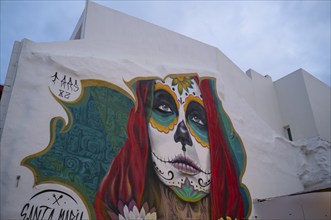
[21, 82, 134, 218]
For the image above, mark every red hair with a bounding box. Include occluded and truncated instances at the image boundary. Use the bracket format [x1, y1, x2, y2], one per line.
[94, 78, 246, 219]
[94, 80, 151, 218]
[200, 79, 244, 219]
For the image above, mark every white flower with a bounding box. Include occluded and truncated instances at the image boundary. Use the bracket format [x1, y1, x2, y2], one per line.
[119, 205, 157, 220]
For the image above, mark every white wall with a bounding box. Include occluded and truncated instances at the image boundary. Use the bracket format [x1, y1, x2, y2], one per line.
[302, 70, 331, 142]
[0, 41, 22, 137]
[80, 2, 331, 143]
[251, 191, 331, 219]
[275, 70, 319, 141]
[246, 69, 284, 136]
[275, 69, 331, 142]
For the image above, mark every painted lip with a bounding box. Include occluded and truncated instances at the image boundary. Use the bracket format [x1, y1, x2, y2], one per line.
[170, 155, 202, 175]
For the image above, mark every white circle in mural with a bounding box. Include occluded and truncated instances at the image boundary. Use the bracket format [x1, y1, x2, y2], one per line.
[20, 185, 88, 220]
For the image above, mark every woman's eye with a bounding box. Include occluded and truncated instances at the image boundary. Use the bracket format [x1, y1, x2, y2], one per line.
[157, 104, 172, 113]
[191, 115, 205, 126]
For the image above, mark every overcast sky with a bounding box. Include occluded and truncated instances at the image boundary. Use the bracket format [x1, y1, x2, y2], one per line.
[1, 0, 330, 86]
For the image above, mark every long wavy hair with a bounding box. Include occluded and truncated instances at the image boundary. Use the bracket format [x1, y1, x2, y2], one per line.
[94, 76, 251, 219]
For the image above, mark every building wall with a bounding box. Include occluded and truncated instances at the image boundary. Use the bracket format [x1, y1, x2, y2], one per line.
[274, 69, 330, 142]
[81, 2, 331, 143]
[275, 70, 319, 141]
[0, 2, 330, 219]
[302, 70, 331, 142]
[252, 191, 331, 219]
[0, 41, 22, 137]
[246, 69, 284, 136]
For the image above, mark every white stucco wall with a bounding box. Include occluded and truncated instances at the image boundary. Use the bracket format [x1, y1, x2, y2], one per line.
[302, 70, 331, 142]
[245, 69, 284, 136]
[275, 70, 319, 141]
[275, 69, 331, 142]
[0, 41, 23, 137]
[252, 191, 331, 219]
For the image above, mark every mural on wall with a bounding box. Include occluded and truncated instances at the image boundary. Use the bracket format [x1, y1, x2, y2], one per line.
[21, 73, 251, 219]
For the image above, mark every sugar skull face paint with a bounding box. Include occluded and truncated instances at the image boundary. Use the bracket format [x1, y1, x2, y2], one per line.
[148, 75, 211, 202]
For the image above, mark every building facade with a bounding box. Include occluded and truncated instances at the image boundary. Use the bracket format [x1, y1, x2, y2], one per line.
[1, 2, 330, 219]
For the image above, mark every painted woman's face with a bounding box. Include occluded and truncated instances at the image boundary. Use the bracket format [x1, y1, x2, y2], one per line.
[148, 75, 211, 202]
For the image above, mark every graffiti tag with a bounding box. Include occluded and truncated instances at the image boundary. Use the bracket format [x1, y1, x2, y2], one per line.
[50, 72, 80, 100]
[20, 189, 85, 220]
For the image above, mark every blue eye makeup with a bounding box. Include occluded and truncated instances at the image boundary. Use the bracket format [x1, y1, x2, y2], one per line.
[150, 90, 178, 133]
[186, 101, 209, 147]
